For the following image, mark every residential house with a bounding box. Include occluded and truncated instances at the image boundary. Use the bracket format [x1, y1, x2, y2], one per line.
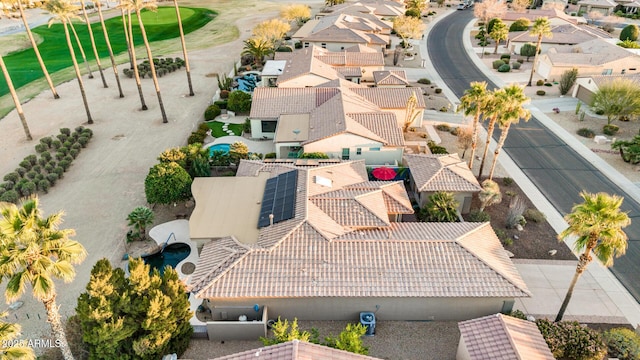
[507, 23, 611, 54]
[404, 153, 482, 215]
[316, 0, 405, 19]
[501, 8, 580, 26]
[457, 313, 554, 360]
[187, 160, 531, 340]
[372, 70, 409, 87]
[249, 80, 426, 165]
[572, 74, 640, 105]
[214, 340, 384, 360]
[616, 0, 640, 13]
[293, 13, 391, 51]
[535, 38, 640, 79]
[576, 0, 617, 15]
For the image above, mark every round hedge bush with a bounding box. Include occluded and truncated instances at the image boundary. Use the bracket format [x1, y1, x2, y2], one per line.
[492, 59, 505, 69]
[536, 90, 546, 96]
[46, 173, 58, 185]
[204, 104, 221, 121]
[603, 328, 640, 360]
[577, 127, 596, 138]
[512, 62, 521, 70]
[603, 124, 619, 135]
[418, 78, 431, 85]
[0, 190, 19, 203]
[536, 79, 545, 86]
[498, 64, 511, 72]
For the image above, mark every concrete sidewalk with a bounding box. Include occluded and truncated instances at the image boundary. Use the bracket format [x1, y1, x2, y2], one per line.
[419, 11, 640, 327]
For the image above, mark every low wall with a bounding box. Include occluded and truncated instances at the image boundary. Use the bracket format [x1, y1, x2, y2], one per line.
[206, 305, 268, 341]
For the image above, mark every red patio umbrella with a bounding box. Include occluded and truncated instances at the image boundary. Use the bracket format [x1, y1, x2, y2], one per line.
[371, 167, 396, 180]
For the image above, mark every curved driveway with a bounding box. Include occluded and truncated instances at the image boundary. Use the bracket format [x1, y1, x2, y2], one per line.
[428, 10, 640, 302]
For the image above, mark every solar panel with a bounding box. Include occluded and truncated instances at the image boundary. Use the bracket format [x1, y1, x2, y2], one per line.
[258, 170, 298, 228]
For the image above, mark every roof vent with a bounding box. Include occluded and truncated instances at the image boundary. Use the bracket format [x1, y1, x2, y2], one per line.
[315, 175, 332, 187]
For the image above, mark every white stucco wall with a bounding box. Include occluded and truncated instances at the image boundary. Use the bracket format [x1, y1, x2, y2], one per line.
[303, 134, 403, 165]
[304, 41, 385, 52]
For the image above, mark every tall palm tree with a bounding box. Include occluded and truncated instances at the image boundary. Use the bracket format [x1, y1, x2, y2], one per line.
[121, 8, 134, 69]
[13, 0, 59, 99]
[457, 81, 489, 169]
[46, 0, 93, 124]
[173, 0, 193, 96]
[79, 0, 107, 87]
[555, 192, 630, 321]
[68, 20, 94, 79]
[0, 196, 87, 360]
[0, 312, 35, 359]
[477, 89, 504, 178]
[124, 8, 147, 110]
[527, 17, 552, 87]
[120, 0, 168, 123]
[488, 85, 531, 180]
[0, 54, 32, 141]
[242, 37, 275, 66]
[96, 0, 124, 98]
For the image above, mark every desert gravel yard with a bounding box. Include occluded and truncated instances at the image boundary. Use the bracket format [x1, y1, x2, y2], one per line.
[181, 321, 460, 360]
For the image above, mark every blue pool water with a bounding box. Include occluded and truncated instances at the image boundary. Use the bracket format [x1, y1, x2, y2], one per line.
[209, 143, 230, 157]
[142, 243, 191, 275]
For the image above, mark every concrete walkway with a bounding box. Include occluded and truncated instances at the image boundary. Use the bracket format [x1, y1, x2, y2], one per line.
[417, 10, 640, 327]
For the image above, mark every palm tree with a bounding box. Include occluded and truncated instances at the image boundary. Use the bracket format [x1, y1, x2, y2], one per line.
[488, 85, 531, 180]
[79, 0, 107, 88]
[68, 21, 94, 79]
[0, 54, 32, 141]
[490, 20, 508, 54]
[96, 0, 124, 98]
[121, 8, 134, 69]
[126, 206, 154, 241]
[555, 192, 630, 321]
[46, 0, 93, 124]
[478, 179, 501, 212]
[457, 81, 489, 169]
[120, 0, 168, 123]
[527, 17, 552, 87]
[14, 0, 59, 99]
[242, 37, 275, 66]
[0, 196, 87, 360]
[477, 89, 504, 178]
[0, 312, 35, 359]
[173, 0, 194, 96]
[124, 8, 147, 110]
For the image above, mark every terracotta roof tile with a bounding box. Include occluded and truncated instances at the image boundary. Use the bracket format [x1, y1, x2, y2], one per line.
[351, 87, 426, 109]
[458, 313, 554, 360]
[335, 66, 363, 77]
[405, 154, 482, 192]
[316, 51, 384, 66]
[344, 181, 413, 214]
[187, 236, 250, 294]
[214, 339, 383, 360]
[347, 112, 405, 146]
[373, 70, 409, 86]
[250, 87, 337, 118]
[277, 47, 343, 85]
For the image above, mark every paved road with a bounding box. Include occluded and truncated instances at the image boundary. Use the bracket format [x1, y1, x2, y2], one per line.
[428, 10, 640, 302]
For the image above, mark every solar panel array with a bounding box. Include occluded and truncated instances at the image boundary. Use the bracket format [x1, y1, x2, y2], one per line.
[258, 170, 298, 228]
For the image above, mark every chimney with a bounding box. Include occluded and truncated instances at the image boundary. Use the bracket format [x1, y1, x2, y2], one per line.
[269, 214, 274, 226]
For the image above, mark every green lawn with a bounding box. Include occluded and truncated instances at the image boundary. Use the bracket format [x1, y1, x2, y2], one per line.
[0, 7, 215, 98]
[206, 121, 243, 138]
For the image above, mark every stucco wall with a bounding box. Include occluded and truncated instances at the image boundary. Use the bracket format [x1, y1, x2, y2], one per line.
[277, 74, 334, 88]
[304, 41, 384, 52]
[205, 297, 515, 322]
[304, 134, 402, 165]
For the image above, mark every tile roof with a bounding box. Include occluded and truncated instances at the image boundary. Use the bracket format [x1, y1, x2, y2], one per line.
[509, 24, 607, 45]
[351, 87, 426, 109]
[577, 0, 616, 6]
[187, 236, 251, 294]
[334, 66, 363, 77]
[344, 181, 413, 214]
[404, 154, 482, 192]
[372, 70, 409, 86]
[310, 190, 391, 227]
[276, 47, 343, 86]
[546, 38, 637, 66]
[345, 44, 379, 53]
[590, 74, 640, 87]
[192, 222, 531, 299]
[500, 8, 577, 24]
[214, 339, 383, 360]
[458, 313, 554, 360]
[249, 87, 338, 118]
[347, 112, 405, 146]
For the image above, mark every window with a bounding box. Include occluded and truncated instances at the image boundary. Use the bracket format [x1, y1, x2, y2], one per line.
[342, 148, 350, 160]
[369, 147, 380, 151]
[602, 69, 612, 75]
[261, 121, 277, 133]
[304, 42, 309, 48]
[321, 43, 327, 49]
[356, 148, 362, 155]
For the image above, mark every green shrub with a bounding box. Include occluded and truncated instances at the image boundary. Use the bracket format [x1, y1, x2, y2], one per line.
[26, 171, 37, 180]
[509, 310, 528, 320]
[536, 319, 607, 360]
[603, 124, 619, 135]
[46, 173, 58, 185]
[517, 59, 524, 64]
[405, 8, 420, 18]
[577, 128, 595, 138]
[264, 152, 276, 159]
[1, 181, 14, 190]
[15, 167, 26, 177]
[19, 160, 32, 171]
[299, 152, 329, 159]
[52, 139, 62, 149]
[536, 90, 546, 96]
[468, 210, 491, 222]
[41, 152, 52, 161]
[227, 90, 252, 113]
[3, 172, 19, 183]
[498, 64, 511, 72]
[56, 133, 67, 143]
[188, 132, 207, 145]
[81, 128, 93, 139]
[450, 127, 459, 136]
[509, 18, 530, 32]
[419, 191, 459, 222]
[204, 104, 221, 120]
[0, 190, 19, 203]
[54, 167, 64, 177]
[435, 123, 451, 131]
[544, 82, 552, 87]
[536, 79, 544, 86]
[434, 88, 442, 94]
[603, 328, 640, 360]
[559, 68, 578, 95]
[427, 140, 448, 154]
[59, 160, 71, 171]
[213, 100, 227, 109]
[512, 62, 521, 70]
[20, 181, 36, 196]
[71, 143, 82, 150]
[620, 24, 639, 41]
[492, 59, 505, 69]
[60, 127, 71, 136]
[25, 154, 37, 165]
[523, 208, 546, 223]
[76, 136, 88, 148]
[34, 173, 44, 182]
[503, 177, 514, 186]
[38, 158, 47, 167]
[487, 17, 500, 34]
[32, 165, 41, 173]
[500, 54, 511, 61]
[417, 78, 431, 85]
[55, 152, 65, 161]
[40, 137, 53, 148]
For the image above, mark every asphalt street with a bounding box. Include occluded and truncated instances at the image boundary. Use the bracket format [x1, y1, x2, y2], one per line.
[427, 10, 640, 302]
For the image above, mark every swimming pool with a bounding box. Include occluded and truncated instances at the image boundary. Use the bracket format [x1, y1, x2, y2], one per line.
[142, 243, 191, 275]
[208, 143, 230, 157]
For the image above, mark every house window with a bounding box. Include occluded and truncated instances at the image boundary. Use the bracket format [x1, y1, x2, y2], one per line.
[261, 121, 277, 133]
[630, 68, 637, 71]
[304, 42, 309, 48]
[370, 147, 380, 151]
[342, 148, 350, 160]
[602, 69, 613, 75]
[321, 43, 327, 49]
[356, 148, 362, 155]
